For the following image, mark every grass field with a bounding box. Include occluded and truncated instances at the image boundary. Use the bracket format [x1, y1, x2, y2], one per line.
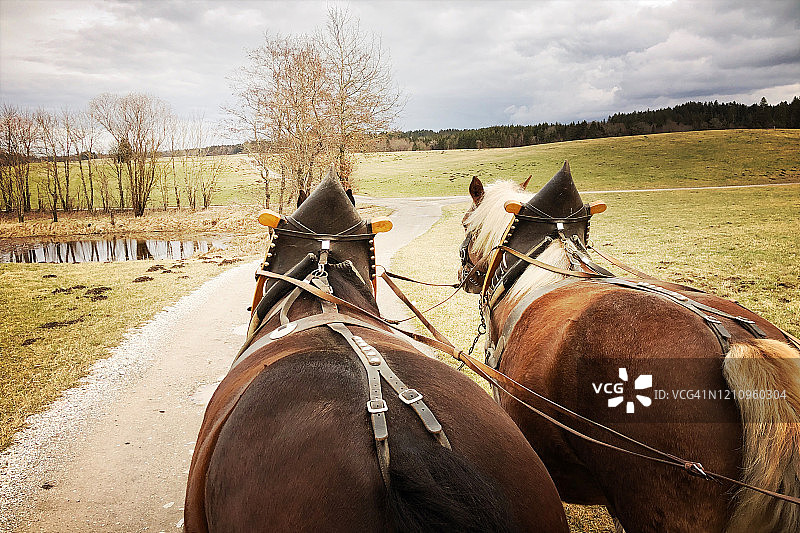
[0, 257, 239, 450]
[388, 184, 799, 532]
[352, 129, 800, 197]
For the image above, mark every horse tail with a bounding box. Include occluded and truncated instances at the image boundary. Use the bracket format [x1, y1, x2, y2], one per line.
[722, 339, 800, 533]
[385, 439, 521, 533]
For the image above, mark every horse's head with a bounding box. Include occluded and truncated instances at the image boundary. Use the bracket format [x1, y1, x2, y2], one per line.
[256, 168, 391, 306]
[459, 162, 605, 297]
[458, 175, 533, 293]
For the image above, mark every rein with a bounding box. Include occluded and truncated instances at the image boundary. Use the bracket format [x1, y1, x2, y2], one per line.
[253, 267, 800, 507]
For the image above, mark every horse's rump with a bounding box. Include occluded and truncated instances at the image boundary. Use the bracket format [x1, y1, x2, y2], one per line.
[499, 279, 799, 530]
[188, 325, 565, 532]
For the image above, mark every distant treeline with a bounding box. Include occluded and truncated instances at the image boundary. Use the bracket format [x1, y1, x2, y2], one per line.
[195, 97, 800, 154]
[372, 97, 800, 151]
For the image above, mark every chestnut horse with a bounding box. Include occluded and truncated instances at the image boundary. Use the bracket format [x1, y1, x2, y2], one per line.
[185, 172, 568, 533]
[458, 162, 800, 533]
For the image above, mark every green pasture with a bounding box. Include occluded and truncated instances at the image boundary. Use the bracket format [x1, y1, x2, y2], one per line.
[388, 184, 799, 532]
[352, 129, 800, 197]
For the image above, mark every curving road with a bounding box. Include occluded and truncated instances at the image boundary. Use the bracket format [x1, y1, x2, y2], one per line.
[1, 195, 460, 533]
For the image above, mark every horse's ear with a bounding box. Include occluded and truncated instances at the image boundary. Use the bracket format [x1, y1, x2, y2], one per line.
[346, 188, 355, 206]
[297, 190, 309, 207]
[469, 176, 484, 205]
[520, 175, 532, 190]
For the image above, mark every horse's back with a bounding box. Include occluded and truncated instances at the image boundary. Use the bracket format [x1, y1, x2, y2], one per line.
[206, 350, 388, 532]
[500, 280, 793, 531]
[195, 327, 567, 532]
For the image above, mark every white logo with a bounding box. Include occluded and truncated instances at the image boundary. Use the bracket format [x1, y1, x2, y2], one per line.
[592, 368, 653, 413]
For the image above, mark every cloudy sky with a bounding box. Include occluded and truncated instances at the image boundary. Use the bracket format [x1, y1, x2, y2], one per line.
[1, 0, 798, 137]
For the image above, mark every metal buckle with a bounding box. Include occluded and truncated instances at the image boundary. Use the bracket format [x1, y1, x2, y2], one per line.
[367, 399, 388, 413]
[269, 322, 297, 340]
[399, 388, 423, 405]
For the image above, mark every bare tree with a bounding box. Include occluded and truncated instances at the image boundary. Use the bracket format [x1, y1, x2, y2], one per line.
[72, 110, 99, 212]
[35, 109, 61, 222]
[0, 105, 17, 216]
[229, 33, 330, 205]
[228, 12, 402, 205]
[95, 157, 115, 212]
[58, 108, 75, 211]
[1, 105, 39, 217]
[319, 7, 403, 186]
[166, 116, 181, 208]
[90, 93, 172, 216]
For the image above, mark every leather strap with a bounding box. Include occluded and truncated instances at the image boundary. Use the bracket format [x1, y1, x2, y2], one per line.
[230, 313, 390, 370]
[486, 278, 579, 368]
[587, 243, 655, 279]
[328, 322, 391, 487]
[497, 245, 608, 279]
[384, 270, 460, 288]
[274, 226, 376, 242]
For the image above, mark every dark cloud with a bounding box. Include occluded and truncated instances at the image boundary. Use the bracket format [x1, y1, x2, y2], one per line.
[1, 0, 797, 133]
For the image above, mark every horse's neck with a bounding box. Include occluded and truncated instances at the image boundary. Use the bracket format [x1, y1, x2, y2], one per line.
[487, 241, 569, 338]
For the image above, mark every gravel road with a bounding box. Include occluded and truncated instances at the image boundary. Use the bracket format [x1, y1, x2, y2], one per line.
[0, 196, 461, 533]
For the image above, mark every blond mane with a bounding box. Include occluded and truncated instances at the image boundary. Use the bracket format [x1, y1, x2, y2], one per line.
[464, 180, 571, 304]
[464, 181, 531, 258]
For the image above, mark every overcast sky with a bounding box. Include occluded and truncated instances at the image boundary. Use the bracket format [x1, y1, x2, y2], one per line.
[1, 0, 798, 138]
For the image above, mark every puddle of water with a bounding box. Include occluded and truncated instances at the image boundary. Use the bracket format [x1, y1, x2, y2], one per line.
[0, 237, 225, 264]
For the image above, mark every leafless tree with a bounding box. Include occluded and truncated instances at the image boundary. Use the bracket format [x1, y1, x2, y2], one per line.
[58, 108, 75, 211]
[228, 11, 401, 206]
[318, 7, 403, 186]
[229, 33, 330, 204]
[166, 115, 181, 208]
[35, 109, 61, 222]
[89, 93, 172, 216]
[71, 110, 99, 212]
[96, 157, 115, 212]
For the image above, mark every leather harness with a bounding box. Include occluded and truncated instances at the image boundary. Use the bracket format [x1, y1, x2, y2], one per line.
[237, 253, 800, 508]
[241, 230, 451, 488]
[474, 209, 791, 371]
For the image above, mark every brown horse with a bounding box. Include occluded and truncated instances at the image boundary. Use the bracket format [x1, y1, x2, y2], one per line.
[458, 162, 800, 533]
[184, 172, 568, 532]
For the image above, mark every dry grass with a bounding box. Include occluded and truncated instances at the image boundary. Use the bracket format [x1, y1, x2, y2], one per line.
[388, 184, 799, 532]
[0, 204, 264, 239]
[0, 259, 230, 449]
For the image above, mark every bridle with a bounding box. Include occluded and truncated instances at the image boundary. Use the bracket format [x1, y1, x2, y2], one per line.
[480, 203, 600, 305]
[459, 230, 485, 290]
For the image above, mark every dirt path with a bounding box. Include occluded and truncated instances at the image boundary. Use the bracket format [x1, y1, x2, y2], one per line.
[4, 196, 459, 533]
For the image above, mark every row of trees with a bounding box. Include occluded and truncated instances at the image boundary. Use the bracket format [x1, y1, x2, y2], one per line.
[227, 7, 402, 210]
[0, 96, 224, 222]
[391, 97, 800, 151]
